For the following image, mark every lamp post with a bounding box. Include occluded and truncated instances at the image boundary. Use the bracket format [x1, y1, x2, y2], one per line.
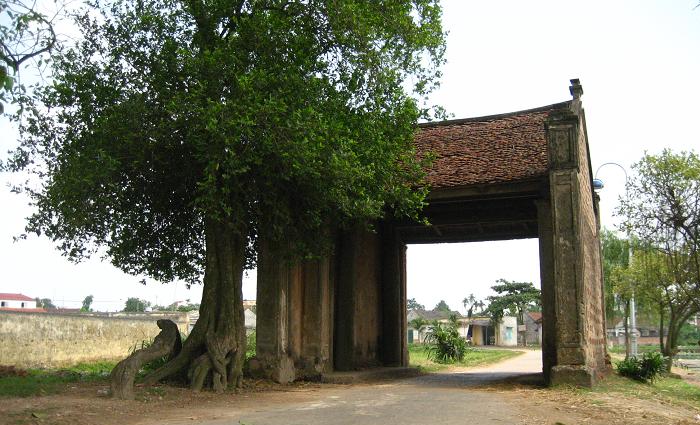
[594, 162, 638, 357]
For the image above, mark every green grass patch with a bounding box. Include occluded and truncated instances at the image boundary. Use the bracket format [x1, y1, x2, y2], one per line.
[582, 373, 700, 410]
[408, 344, 523, 372]
[0, 361, 115, 398]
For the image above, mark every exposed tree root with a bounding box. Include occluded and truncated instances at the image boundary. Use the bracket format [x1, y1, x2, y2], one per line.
[110, 319, 182, 400]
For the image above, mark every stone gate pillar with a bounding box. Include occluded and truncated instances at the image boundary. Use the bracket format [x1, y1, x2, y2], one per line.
[536, 199, 557, 384]
[379, 220, 408, 367]
[545, 94, 609, 386]
[253, 240, 333, 383]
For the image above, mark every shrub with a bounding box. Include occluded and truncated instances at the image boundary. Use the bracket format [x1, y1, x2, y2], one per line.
[616, 352, 666, 382]
[424, 321, 469, 363]
[246, 330, 256, 360]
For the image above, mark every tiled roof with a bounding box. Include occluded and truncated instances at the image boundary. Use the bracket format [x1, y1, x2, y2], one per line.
[409, 308, 463, 321]
[527, 312, 543, 322]
[415, 102, 571, 189]
[0, 293, 35, 301]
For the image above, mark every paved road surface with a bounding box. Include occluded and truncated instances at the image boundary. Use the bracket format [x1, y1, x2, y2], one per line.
[167, 350, 543, 425]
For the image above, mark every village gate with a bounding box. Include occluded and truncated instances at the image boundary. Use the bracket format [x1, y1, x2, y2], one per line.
[250, 80, 610, 387]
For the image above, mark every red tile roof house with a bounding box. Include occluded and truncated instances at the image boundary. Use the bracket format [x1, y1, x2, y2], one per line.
[0, 293, 47, 313]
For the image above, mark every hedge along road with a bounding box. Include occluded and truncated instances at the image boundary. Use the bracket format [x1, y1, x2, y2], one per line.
[156, 350, 575, 425]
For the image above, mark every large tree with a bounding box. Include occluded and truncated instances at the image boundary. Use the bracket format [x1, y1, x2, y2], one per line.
[485, 279, 540, 346]
[600, 229, 634, 358]
[618, 149, 700, 367]
[8, 0, 445, 392]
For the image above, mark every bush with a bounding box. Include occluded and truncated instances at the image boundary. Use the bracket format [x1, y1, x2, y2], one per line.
[424, 322, 469, 363]
[616, 352, 666, 382]
[246, 330, 256, 360]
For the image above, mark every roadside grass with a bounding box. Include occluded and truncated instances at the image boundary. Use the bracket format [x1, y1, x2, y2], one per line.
[0, 362, 115, 398]
[576, 373, 700, 410]
[408, 343, 523, 372]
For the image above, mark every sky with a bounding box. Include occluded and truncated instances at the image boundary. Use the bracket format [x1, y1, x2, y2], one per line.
[1, 0, 699, 313]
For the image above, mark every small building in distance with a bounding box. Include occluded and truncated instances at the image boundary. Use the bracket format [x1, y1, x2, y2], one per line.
[0, 293, 46, 313]
[524, 311, 543, 346]
[407, 308, 517, 347]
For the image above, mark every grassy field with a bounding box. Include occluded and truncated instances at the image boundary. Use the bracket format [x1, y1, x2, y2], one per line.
[0, 362, 114, 397]
[407, 343, 523, 372]
[579, 373, 700, 411]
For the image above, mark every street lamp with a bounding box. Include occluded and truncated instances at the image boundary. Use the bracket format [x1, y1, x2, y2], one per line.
[594, 162, 638, 357]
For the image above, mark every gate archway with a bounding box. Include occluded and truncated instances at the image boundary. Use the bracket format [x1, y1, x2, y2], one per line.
[252, 79, 610, 387]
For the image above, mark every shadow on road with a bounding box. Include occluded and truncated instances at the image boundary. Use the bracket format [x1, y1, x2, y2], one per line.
[413, 371, 545, 389]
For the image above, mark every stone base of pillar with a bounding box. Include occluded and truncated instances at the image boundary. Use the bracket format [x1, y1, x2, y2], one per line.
[248, 355, 296, 384]
[550, 365, 596, 387]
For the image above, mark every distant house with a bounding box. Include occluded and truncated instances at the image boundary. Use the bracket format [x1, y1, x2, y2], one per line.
[524, 312, 542, 345]
[607, 317, 666, 346]
[407, 308, 517, 347]
[186, 305, 257, 335]
[0, 293, 46, 313]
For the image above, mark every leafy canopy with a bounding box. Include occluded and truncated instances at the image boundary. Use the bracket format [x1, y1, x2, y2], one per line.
[434, 300, 451, 312]
[485, 279, 540, 324]
[123, 297, 150, 312]
[10, 0, 446, 284]
[407, 297, 425, 311]
[1, 0, 58, 113]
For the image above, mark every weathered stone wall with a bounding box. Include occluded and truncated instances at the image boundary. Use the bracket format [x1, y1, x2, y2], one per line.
[0, 311, 189, 368]
[335, 225, 382, 370]
[254, 241, 334, 382]
[545, 94, 609, 386]
[575, 111, 608, 376]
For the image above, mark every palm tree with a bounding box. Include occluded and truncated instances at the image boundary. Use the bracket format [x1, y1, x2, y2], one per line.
[410, 317, 428, 344]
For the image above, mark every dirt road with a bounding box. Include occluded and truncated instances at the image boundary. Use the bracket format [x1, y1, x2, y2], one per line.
[153, 350, 694, 425]
[3, 350, 699, 425]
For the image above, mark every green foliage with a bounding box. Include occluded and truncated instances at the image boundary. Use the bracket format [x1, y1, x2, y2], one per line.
[678, 323, 700, 346]
[245, 330, 256, 361]
[462, 293, 484, 318]
[407, 343, 522, 372]
[0, 0, 58, 113]
[123, 297, 150, 312]
[9, 0, 447, 287]
[80, 295, 93, 312]
[409, 317, 427, 332]
[35, 297, 55, 309]
[407, 298, 425, 311]
[424, 321, 468, 363]
[616, 352, 666, 383]
[485, 279, 540, 326]
[600, 229, 632, 317]
[434, 300, 451, 312]
[617, 150, 700, 362]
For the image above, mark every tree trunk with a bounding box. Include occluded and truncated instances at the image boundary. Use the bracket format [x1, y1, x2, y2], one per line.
[142, 216, 247, 392]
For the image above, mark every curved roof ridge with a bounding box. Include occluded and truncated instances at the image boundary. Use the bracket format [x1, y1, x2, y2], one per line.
[418, 100, 571, 128]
